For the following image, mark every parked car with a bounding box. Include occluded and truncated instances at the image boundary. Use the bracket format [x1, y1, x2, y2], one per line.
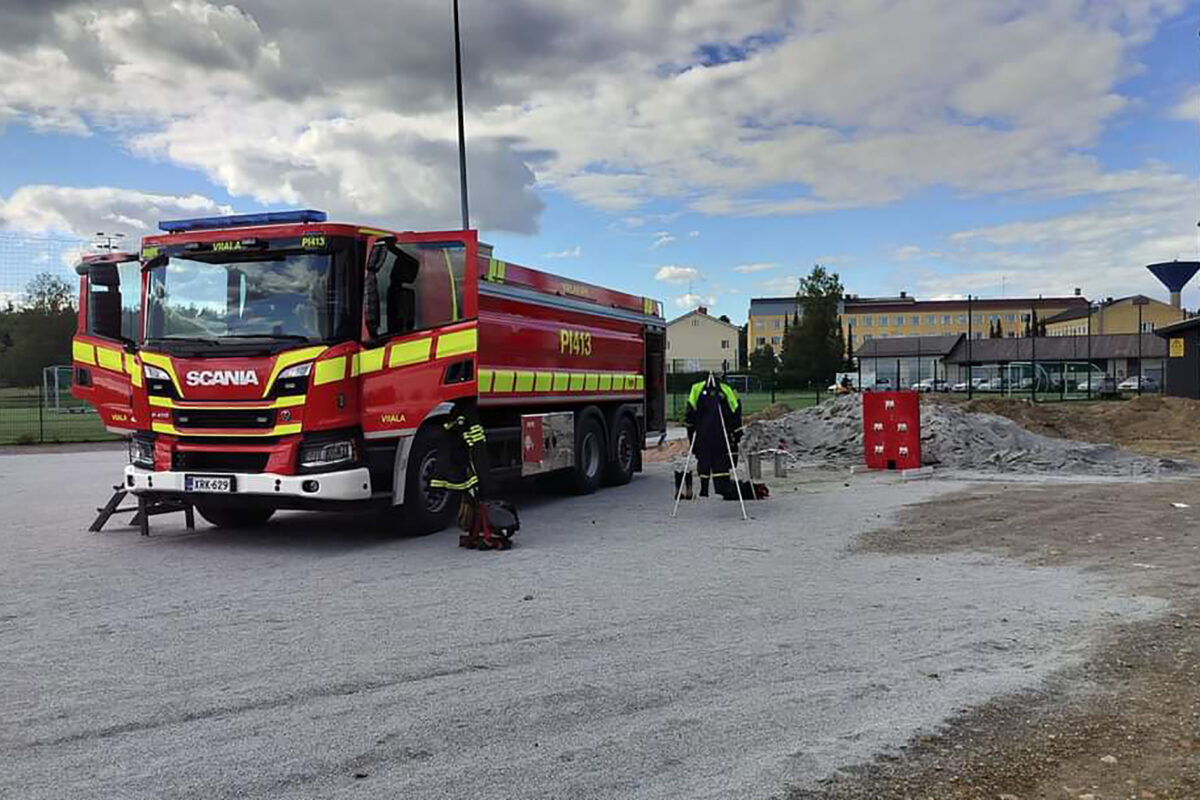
[911, 378, 949, 393]
[870, 376, 892, 390]
[984, 377, 1008, 392]
[1117, 375, 1159, 392]
[950, 378, 987, 392]
[1076, 375, 1118, 394]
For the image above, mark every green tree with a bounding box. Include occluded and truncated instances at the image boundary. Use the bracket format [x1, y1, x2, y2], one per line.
[995, 318, 1004, 338]
[24, 272, 74, 313]
[780, 264, 844, 387]
[749, 344, 778, 390]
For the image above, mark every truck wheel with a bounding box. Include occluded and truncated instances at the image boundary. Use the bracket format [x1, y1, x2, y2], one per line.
[195, 505, 275, 529]
[603, 414, 637, 486]
[404, 425, 458, 535]
[568, 414, 605, 495]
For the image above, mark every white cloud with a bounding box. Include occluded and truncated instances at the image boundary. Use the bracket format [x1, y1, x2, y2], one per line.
[0, 186, 232, 238]
[894, 245, 942, 261]
[922, 168, 1200, 301]
[1169, 86, 1200, 124]
[757, 275, 802, 294]
[655, 265, 700, 284]
[543, 245, 582, 258]
[673, 292, 717, 310]
[0, 0, 1188, 244]
[650, 231, 676, 250]
[687, 230, 700, 238]
[732, 262, 778, 274]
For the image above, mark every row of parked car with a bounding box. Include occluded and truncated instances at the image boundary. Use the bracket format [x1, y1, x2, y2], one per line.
[905, 375, 1160, 393]
[835, 375, 1161, 393]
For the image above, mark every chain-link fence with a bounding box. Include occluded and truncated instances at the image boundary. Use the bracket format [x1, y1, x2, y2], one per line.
[666, 358, 829, 421]
[0, 232, 121, 444]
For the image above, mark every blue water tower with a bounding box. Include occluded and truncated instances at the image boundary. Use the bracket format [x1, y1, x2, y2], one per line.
[1146, 261, 1200, 309]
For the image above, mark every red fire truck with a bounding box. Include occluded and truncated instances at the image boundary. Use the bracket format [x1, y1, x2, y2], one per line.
[71, 210, 666, 532]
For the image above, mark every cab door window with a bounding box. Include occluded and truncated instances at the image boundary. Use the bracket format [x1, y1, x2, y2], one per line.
[86, 260, 141, 343]
[366, 243, 465, 340]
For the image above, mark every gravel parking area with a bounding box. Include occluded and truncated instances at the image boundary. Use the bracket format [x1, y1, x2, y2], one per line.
[0, 451, 1163, 799]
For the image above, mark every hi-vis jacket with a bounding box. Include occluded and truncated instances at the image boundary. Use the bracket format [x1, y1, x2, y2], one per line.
[683, 379, 741, 479]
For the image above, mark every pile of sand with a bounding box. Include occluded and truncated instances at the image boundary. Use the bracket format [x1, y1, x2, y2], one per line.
[743, 395, 1194, 476]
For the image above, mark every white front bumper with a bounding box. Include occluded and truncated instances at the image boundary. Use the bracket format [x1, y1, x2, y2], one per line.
[124, 466, 373, 502]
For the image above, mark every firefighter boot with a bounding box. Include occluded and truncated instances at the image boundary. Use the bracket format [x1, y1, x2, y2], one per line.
[699, 476, 710, 497]
[685, 471, 694, 499]
[713, 475, 734, 499]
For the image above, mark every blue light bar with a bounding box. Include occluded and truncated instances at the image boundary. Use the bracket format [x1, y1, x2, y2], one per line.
[157, 209, 327, 233]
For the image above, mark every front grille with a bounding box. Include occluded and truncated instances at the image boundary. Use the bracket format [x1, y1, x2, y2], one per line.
[172, 451, 269, 473]
[173, 409, 276, 429]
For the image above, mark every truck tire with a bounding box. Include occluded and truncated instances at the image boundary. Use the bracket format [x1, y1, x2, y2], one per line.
[603, 413, 637, 486]
[403, 425, 458, 535]
[195, 505, 275, 529]
[568, 413, 606, 495]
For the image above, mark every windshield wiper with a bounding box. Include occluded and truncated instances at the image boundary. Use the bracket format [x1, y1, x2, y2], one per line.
[146, 336, 222, 346]
[223, 333, 313, 342]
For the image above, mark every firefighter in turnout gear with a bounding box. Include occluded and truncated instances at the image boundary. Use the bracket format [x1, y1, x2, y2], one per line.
[684, 375, 742, 499]
[431, 414, 518, 549]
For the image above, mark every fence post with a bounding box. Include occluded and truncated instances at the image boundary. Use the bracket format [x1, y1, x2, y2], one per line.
[38, 385, 45, 443]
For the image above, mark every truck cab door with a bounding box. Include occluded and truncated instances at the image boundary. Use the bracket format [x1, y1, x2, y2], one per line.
[71, 255, 142, 434]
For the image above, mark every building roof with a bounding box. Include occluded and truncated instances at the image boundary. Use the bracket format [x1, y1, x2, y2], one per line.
[842, 294, 915, 307]
[748, 296, 801, 317]
[1153, 316, 1200, 337]
[941, 333, 1165, 364]
[853, 335, 962, 359]
[845, 296, 1088, 315]
[1043, 294, 1160, 325]
[665, 307, 740, 331]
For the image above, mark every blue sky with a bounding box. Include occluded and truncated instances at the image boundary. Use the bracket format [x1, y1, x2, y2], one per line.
[0, 1, 1196, 323]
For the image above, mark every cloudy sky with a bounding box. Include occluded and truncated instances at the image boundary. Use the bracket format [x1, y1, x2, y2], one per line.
[0, 0, 1196, 321]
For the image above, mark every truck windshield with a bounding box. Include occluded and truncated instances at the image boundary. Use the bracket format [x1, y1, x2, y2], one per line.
[145, 250, 355, 343]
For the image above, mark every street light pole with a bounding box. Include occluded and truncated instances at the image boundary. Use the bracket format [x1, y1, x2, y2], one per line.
[452, 0, 470, 231]
[1133, 295, 1150, 396]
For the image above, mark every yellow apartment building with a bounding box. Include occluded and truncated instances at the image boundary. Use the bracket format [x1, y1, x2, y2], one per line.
[1044, 294, 1186, 336]
[748, 293, 1090, 352]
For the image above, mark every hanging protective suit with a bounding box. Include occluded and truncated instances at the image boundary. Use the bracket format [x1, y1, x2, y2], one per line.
[683, 376, 742, 498]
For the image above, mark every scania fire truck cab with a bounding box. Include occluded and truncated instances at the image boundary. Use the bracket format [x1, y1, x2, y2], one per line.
[72, 210, 666, 531]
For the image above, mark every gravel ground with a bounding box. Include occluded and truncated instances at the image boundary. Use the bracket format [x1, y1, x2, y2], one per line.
[0, 451, 1165, 799]
[744, 395, 1194, 476]
[801, 479, 1200, 799]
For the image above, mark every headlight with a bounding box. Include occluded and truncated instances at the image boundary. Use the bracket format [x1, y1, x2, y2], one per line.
[128, 437, 155, 468]
[299, 438, 356, 469]
[279, 362, 313, 380]
[143, 364, 170, 381]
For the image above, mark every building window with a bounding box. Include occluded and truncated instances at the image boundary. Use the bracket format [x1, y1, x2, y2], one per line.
[878, 315, 888, 325]
[925, 315, 935, 325]
[942, 315, 951, 325]
[863, 334, 872, 341]
[861, 316, 873, 326]
[878, 332, 888, 338]
[1141, 321, 1154, 333]
[956, 315, 966, 324]
[1006, 314, 1015, 322]
[974, 332, 983, 339]
[989, 314, 999, 321]
[691, 318, 698, 326]
[721, 339, 730, 349]
[773, 319, 781, 329]
[756, 336, 766, 346]
[911, 315, 920, 325]
[771, 336, 781, 345]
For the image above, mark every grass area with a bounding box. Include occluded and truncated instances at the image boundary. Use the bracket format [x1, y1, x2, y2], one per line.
[668, 389, 827, 422]
[0, 390, 118, 445]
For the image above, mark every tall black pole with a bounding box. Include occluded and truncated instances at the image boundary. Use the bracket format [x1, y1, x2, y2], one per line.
[453, 0, 470, 230]
[1030, 304, 1036, 402]
[1086, 302, 1092, 399]
[967, 295, 973, 399]
[1137, 302, 1144, 396]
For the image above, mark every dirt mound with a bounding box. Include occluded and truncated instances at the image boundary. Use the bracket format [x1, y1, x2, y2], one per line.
[930, 394, 1200, 460]
[642, 438, 689, 463]
[744, 394, 1194, 476]
[746, 402, 794, 423]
